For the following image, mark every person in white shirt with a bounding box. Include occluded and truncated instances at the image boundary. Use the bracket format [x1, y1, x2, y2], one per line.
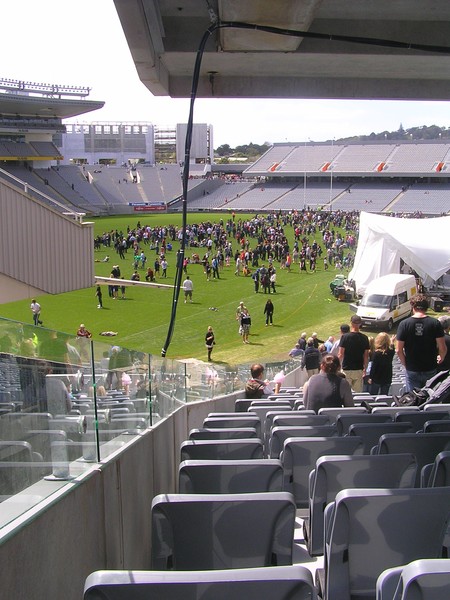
[183, 276, 194, 303]
[30, 299, 43, 326]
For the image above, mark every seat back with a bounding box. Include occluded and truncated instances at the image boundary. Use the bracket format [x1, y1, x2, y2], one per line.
[377, 559, 450, 600]
[372, 406, 420, 417]
[269, 425, 337, 458]
[308, 453, 417, 556]
[423, 420, 450, 433]
[394, 411, 449, 432]
[178, 459, 283, 493]
[272, 414, 330, 427]
[151, 492, 296, 570]
[263, 409, 298, 455]
[348, 422, 414, 454]
[336, 413, 392, 436]
[377, 433, 450, 486]
[326, 488, 450, 600]
[189, 428, 257, 440]
[84, 565, 317, 600]
[180, 439, 264, 461]
[235, 398, 253, 412]
[423, 404, 450, 416]
[318, 406, 367, 424]
[281, 436, 364, 508]
[426, 451, 450, 487]
[203, 417, 261, 439]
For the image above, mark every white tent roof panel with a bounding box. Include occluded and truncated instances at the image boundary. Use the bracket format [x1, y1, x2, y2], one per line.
[349, 212, 450, 293]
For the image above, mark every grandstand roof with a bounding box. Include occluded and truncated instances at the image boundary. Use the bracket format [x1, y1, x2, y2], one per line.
[0, 92, 104, 119]
[113, 0, 450, 100]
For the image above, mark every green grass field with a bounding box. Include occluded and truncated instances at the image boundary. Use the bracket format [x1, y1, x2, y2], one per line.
[0, 213, 355, 364]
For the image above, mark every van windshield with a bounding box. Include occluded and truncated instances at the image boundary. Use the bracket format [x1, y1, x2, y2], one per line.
[360, 294, 392, 309]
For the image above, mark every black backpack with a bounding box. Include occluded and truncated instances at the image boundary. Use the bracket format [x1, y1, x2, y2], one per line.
[394, 370, 450, 408]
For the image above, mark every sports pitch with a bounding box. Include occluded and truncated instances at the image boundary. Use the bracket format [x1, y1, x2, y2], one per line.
[1, 213, 354, 364]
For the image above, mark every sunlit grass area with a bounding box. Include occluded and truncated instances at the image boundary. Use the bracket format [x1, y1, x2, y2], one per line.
[0, 213, 354, 363]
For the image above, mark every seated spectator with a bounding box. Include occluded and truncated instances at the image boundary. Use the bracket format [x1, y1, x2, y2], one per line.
[303, 354, 354, 414]
[245, 363, 274, 398]
[288, 343, 304, 359]
[131, 271, 140, 281]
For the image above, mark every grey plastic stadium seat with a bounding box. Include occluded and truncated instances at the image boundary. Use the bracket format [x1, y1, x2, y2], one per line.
[394, 411, 448, 432]
[425, 451, 450, 487]
[376, 432, 450, 486]
[423, 420, 450, 433]
[151, 492, 296, 570]
[189, 427, 258, 440]
[0, 461, 48, 496]
[180, 439, 264, 461]
[348, 422, 414, 454]
[281, 436, 364, 508]
[263, 409, 298, 455]
[207, 412, 258, 418]
[21, 429, 67, 462]
[178, 459, 283, 493]
[376, 559, 450, 600]
[318, 406, 367, 424]
[84, 565, 317, 600]
[306, 453, 417, 556]
[272, 414, 331, 427]
[319, 487, 450, 600]
[336, 413, 392, 436]
[203, 416, 261, 439]
[234, 398, 253, 412]
[423, 404, 450, 416]
[371, 406, 420, 417]
[269, 425, 337, 458]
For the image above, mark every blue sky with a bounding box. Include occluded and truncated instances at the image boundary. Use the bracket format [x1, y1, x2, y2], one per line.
[2, 0, 449, 147]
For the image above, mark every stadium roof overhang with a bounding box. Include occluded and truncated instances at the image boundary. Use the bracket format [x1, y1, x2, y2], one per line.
[113, 0, 450, 100]
[0, 94, 105, 119]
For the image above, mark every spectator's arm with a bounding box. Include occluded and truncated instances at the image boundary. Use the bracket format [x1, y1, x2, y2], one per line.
[341, 379, 354, 407]
[396, 340, 406, 368]
[437, 336, 447, 364]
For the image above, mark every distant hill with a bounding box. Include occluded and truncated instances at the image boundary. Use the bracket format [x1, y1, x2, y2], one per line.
[333, 124, 450, 144]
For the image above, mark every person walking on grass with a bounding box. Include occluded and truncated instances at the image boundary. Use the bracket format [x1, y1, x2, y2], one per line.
[183, 275, 193, 303]
[240, 308, 252, 344]
[95, 285, 103, 308]
[30, 299, 43, 326]
[205, 326, 215, 361]
[264, 299, 274, 326]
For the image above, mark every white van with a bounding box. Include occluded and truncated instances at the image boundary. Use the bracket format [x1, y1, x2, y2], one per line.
[356, 274, 417, 331]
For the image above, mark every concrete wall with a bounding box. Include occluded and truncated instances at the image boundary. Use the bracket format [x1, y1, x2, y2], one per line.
[0, 391, 239, 600]
[0, 178, 94, 296]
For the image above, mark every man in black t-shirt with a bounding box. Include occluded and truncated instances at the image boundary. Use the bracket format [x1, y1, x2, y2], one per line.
[396, 294, 446, 391]
[338, 315, 370, 392]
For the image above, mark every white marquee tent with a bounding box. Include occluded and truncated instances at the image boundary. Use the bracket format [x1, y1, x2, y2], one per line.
[349, 212, 450, 294]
